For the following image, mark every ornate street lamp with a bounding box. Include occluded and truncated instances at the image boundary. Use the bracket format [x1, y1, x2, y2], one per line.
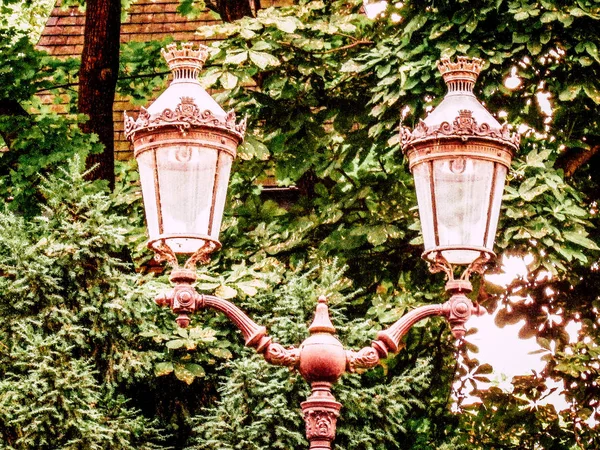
[125, 43, 245, 327]
[402, 57, 519, 275]
[126, 48, 517, 449]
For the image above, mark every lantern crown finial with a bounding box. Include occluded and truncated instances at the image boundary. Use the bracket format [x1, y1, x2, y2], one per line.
[161, 42, 209, 83]
[437, 56, 483, 93]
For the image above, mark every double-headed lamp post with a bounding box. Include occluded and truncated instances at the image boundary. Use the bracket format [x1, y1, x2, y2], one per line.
[125, 45, 520, 449]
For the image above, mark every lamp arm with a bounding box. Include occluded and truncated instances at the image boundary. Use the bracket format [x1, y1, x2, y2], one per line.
[199, 295, 271, 351]
[200, 295, 302, 368]
[156, 283, 300, 369]
[346, 291, 484, 372]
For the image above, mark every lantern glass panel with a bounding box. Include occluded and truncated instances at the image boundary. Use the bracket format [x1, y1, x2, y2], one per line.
[209, 151, 234, 240]
[432, 157, 494, 265]
[157, 145, 218, 254]
[412, 162, 435, 250]
[137, 150, 160, 241]
[485, 164, 508, 249]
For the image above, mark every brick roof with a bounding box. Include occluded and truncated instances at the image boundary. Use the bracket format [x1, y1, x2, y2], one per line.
[38, 0, 220, 57]
[37, 0, 283, 159]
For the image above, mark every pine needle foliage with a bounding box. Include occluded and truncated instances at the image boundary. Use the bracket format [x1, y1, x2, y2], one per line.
[188, 261, 432, 450]
[0, 159, 165, 449]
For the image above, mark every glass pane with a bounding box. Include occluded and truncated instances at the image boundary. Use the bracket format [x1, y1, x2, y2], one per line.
[413, 162, 436, 251]
[209, 152, 233, 240]
[433, 158, 494, 265]
[485, 164, 508, 249]
[157, 144, 218, 254]
[136, 150, 160, 241]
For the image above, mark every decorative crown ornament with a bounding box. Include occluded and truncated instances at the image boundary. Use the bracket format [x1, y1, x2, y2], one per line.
[161, 42, 210, 74]
[437, 56, 484, 91]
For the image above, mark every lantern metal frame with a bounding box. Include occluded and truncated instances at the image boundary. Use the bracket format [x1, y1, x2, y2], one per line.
[125, 43, 245, 267]
[127, 50, 518, 450]
[401, 57, 519, 279]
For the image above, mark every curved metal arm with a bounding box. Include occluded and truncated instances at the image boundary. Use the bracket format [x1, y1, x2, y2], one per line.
[349, 284, 485, 368]
[200, 296, 301, 368]
[199, 295, 272, 352]
[376, 304, 444, 354]
[154, 268, 299, 369]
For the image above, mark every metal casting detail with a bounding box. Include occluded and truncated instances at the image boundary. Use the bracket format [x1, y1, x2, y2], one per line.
[155, 271, 485, 449]
[400, 110, 520, 150]
[264, 342, 301, 368]
[184, 241, 219, 269]
[124, 98, 246, 141]
[346, 346, 380, 372]
[162, 42, 209, 73]
[426, 249, 493, 281]
[151, 240, 179, 267]
[301, 382, 342, 450]
[437, 56, 484, 90]
[303, 410, 339, 447]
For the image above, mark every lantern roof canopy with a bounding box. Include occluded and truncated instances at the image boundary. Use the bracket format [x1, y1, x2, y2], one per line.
[147, 43, 225, 116]
[401, 56, 520, 159]
[124, 42, 245, 142]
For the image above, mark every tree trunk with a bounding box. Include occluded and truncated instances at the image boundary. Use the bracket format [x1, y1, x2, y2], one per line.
[78, 0, 121, 189]
[208, 0, 260, 21]
[555, 144, 600, 178]
[0, 99, 28, 149]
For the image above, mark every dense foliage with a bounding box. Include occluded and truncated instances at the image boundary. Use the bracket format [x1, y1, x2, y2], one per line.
[0, 0, 599, 449]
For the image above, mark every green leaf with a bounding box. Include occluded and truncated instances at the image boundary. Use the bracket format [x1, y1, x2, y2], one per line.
[404, 14, 428, 36]
[225, 51, 248, 65]
[340, 59, 364, 73]
[367, 226, 387, 246]
[476, 363, 494, 375]
[249, 51, 280, 70]
[215, 284, 238, 299]
[583, 84, 600, 104]
[521, 184, 549, 201]
[189, 327, 217, 341]
[563, 231, 600, 250]
[514, 11, 529, 21]
[166, 339, 186, 350]
[586, 42, 600, 62]
[155, 362, 174, 376]
[518, 177, 537, 196]
[559, 85, 581, 101]
[275, 16, 300, 33]
[237, 281, 258, 296]
[465, 17, 478, 34]
[220, 72, 238, 89]
[184, 363, 205, 378]
[208, 347, 233, 359]
[527, 40, 542, 55]
[174, 363, 196, 385]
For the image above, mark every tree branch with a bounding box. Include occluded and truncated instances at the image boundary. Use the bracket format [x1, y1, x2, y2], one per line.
[555, 144, 600, 178]
[35, 71, 172, 94]
[318, 40, 374, 54]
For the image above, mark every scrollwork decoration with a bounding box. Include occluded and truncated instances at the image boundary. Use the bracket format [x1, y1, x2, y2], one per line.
[152, 241, 179, 268]
[264, 343, 301, 368]
[400, 110, 520, 149]
[124, 98, 247, 142]
[346, 347, 380, 372]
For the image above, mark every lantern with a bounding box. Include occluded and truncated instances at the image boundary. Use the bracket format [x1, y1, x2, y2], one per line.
[401, 57, 519, 268]
[124, 43, 245, 262]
